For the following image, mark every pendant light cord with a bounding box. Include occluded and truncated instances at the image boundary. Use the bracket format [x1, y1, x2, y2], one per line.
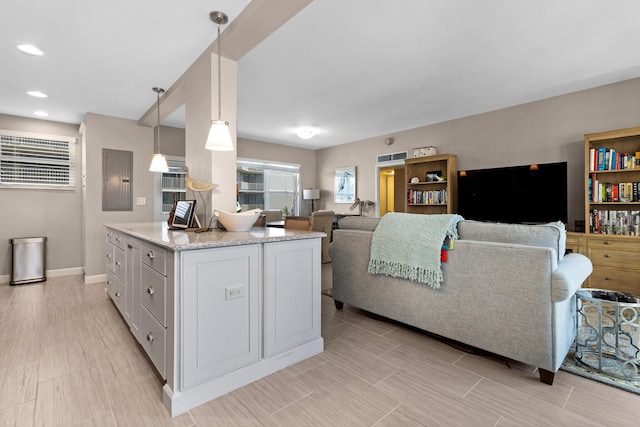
[153, 87, 165, 154]
[217, 21, 222, 121]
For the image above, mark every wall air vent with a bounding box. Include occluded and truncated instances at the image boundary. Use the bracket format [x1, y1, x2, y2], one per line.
[376, 151, 408, 164]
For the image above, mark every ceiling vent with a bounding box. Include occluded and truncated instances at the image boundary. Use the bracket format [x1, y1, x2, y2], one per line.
[377, 151, 408, 164]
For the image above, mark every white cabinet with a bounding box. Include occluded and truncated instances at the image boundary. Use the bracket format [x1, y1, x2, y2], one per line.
[105, 229, 169, 378]
[264, 239, 321, 357]
[180, 245, 260, 388]
[105, 226, 323, 417]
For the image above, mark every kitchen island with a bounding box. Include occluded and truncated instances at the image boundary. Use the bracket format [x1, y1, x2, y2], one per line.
[104, 222, 324, 416]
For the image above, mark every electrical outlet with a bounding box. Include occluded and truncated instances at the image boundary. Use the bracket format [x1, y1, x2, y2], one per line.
[225, 285, 244, 300]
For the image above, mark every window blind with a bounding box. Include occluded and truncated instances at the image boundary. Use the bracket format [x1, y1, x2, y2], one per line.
[0, 129, 76, 189]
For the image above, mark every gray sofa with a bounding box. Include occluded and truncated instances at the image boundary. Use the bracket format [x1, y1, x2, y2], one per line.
[330, 216, 593, 385]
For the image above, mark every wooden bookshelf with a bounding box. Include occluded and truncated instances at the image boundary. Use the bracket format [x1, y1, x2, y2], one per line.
[404, 154, 457, 215]
[581, 126, 640, 295]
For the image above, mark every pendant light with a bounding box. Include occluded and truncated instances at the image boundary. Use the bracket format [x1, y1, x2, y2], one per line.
[149, 87, 169, 172]
[205, 11, 234, 151]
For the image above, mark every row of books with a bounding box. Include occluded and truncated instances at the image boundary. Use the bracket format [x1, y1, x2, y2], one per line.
[589, 148, 640, 171]
[407, 189, 447, 205]
[589, 209, 640, 235]
[589, 174, 640, 202]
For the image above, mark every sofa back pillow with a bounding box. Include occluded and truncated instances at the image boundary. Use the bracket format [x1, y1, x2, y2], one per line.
[338, 217, 380, 231]
[457, 220, 566, 262]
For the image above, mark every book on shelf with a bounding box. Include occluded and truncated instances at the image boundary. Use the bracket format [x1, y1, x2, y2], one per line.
[589, 209, 640, 235]
[590, 147, 638, 172]
[590, 180, 640, 202]
[407, 189, 447, 205]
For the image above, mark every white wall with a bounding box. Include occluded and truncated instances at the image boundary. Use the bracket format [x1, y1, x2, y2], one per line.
[316, 77, 640, 230]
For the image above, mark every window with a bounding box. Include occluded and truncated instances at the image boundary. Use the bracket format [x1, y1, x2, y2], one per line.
[0, 129, 76, 189]
[161, 159, 186, 213]
[237, 159, 300, 215]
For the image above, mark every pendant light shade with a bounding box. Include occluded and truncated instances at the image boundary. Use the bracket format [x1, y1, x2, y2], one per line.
[205, 120, 233, 151]
[149, 87, 169, 172]
[149, 153, 169, 172]
[206, 11, 234, 152]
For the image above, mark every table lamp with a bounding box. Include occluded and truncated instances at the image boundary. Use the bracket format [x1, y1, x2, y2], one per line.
[303, 189, 320, 212]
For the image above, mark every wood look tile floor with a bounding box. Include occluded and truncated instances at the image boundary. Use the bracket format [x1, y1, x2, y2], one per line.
[1, 264, 639, 426]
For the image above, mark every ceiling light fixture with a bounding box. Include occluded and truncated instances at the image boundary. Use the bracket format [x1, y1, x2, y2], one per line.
[297, 128, 316, 140]
[27, 90, 48, 98]
[17, 44, 44, 56]
[205, 11, 234, 152]
[33, 111, 48, 117]
[149, 87, 169, 173]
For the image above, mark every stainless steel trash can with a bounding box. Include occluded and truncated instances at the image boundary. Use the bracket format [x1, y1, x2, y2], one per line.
[10, 237, 46, 285]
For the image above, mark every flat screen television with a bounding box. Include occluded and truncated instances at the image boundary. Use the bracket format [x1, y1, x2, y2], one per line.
[457, 162, 568, 225]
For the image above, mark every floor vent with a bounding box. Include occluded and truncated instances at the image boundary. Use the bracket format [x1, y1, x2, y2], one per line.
[377, 151, 408, 164]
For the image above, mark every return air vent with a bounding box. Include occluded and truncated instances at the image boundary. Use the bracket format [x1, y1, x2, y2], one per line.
[377, 151, 408, 164]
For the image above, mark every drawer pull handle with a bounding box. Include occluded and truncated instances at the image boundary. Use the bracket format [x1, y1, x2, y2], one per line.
[127, 244, 133, 249]
[107, 280, 112, 285]
[604, 254, 610, 258]
[115, 236, 121, 242]
[604, 241, 610, 245]
[106, 254, 111, 259]
[147, 287, 155, 295]
[604, 277, 611, 281]
[115, 261, 121, 266]
[115, 291, 121, 297]
[147, 333, 154, 342]
[147, 251, 155, 260]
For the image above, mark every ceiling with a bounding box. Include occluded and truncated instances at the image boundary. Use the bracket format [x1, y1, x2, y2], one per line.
[3, 1, 640, 150]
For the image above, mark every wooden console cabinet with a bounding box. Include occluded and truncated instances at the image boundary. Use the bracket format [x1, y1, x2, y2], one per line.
[566, 232, 640, 295]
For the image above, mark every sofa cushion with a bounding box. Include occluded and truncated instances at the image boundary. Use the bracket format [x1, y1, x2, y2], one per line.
[337, 216, 380, 231]
[457, 220, 566, 262]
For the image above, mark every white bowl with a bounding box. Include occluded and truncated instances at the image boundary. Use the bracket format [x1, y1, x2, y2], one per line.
[215, 209, 262, 232]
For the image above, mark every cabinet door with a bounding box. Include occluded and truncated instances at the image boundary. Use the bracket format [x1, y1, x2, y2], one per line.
[180, 245, 260, 389]
[264, 238, 321, 357]
[127, 239, 141, 337]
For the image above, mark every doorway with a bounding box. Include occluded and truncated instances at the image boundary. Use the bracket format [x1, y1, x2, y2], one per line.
[377, 164, 405, 216]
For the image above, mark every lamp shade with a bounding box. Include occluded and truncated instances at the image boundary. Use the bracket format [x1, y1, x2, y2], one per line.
[149, 153, 169, 172]
[205, 120, 234, 151]
[303, 189, 320, 200]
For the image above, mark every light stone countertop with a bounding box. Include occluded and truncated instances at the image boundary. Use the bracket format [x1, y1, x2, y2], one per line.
[105, 222, 325, 251]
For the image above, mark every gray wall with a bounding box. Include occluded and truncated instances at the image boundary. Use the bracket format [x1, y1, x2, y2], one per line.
[83, 113, 156, 278]
[316, 77, 640, 230]
[0, 114, 82, 279]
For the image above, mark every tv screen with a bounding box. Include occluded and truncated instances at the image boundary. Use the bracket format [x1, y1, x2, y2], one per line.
[457, 162, 568, 225]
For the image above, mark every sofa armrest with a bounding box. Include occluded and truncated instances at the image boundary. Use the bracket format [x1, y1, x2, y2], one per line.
[551, 253, 593, 302]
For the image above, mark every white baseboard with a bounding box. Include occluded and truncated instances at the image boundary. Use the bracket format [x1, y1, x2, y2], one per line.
[0, 267, 85, 285]
[84, 273, 107, 284]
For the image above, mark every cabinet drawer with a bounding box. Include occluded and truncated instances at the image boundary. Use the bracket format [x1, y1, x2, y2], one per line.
[587, 238, 640, 252]
[140, 264, 166, 325]
[588, 247, 640, 269]
[141, 242, 166, 276]
[140, 306, 166, 379]
[107, 272, 125, 314]
[590, 266, 640, 295]
[107, 230, 125, 250]
[105, 243, 114, 272]
[113, 245, 126, 281]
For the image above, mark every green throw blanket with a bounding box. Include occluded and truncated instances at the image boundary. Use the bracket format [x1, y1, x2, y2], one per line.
[368, 213, 464, 289]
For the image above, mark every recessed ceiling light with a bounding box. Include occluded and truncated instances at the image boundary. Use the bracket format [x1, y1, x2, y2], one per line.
[33, 111, 48, 117]
[17, 44, 44, 56]
[27, 90, 48, 98]
[296, 128, 316, 139]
